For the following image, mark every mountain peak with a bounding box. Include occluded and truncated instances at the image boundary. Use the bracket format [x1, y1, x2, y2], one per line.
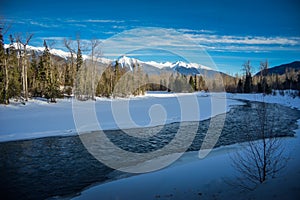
[112, 55, 140, 71]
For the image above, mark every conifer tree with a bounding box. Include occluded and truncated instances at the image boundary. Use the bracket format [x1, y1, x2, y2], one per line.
[74, 39, 84, 99]
[243, 60, 252, 93]
[198, 75, 206, 91]
[38, 40, 50, 97]
[0, 27, 7, 104]
[168, 73, 174, 92]
[42, 40, 59, 102]
[7, 35, 20, 100]
[76, 40, 83, 72]
[194, 75, 197, 91]
[28, 50, 38, 96]
[189, 75, 195, 92]
[237, 79, 243, 93]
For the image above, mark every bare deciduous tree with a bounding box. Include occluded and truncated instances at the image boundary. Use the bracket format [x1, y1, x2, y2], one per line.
[90, 39, 101, 100]
[16, 33, 33, 101]
[64, 38, 76, 87]
[231, 101, 288, 190]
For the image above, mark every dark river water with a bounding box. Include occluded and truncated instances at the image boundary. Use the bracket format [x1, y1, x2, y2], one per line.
[0, 101, 299, 200]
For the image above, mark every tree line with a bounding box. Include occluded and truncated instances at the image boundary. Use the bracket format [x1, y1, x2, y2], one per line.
[231, 60, 300, 95]
[0, 30, 84, 104]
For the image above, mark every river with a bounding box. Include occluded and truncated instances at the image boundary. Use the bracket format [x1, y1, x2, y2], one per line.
[0, 101, 299, 199]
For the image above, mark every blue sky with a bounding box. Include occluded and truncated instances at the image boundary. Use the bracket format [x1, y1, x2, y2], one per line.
[1, 0, 300, 74]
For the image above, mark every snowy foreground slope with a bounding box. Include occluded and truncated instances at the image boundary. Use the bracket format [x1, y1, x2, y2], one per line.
[73, 123, 300, 200]
[72, 92, 300, 200]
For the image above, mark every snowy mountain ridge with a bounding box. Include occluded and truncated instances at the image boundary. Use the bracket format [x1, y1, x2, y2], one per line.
[4, 44, 214, 74]
[3, 43, 110, 63]
[114, 55, 214, 73]
[4, 43, 76, 59]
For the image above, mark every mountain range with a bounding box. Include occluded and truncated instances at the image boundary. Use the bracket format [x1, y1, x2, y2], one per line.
[111, 55, 223, 77]
[4, 44, 299, 78]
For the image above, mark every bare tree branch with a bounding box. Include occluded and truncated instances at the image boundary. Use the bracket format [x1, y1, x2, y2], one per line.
[230, 100, 289, 190]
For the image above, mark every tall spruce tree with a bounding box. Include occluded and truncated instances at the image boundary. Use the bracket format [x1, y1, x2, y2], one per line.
[8, 35, 20, 100]
[42, 40, 59, 102]
[28, 50, 38, 96]
[194, 75, 197, 91]
[76, 41, 83, 72]
[0, 27, 6, 104]
[243, 60, 252, 93]
[189, 75, 195, 92]
[198, 75, 206, 91]
[237, 79, 243, 93]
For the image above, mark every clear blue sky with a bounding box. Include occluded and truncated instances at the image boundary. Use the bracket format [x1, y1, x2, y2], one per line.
[1, 0, 300, 74]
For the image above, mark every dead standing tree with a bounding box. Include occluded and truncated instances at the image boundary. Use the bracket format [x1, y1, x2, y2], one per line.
[76, 39, 101, 100]
[231, 100, 288, 190]
[90, 39, 101, 100]
[16, 33, 33, 102]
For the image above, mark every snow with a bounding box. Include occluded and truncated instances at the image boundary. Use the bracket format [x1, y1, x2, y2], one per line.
[110, 55, 214, 72]
[144, 61, 173, 69]
[3, 43, 104, 62]
[190, 63, 213, 71]
[227, 90, 300, 109]
[113, 55, 139, 71]
[71, 92, 300, 200]
[171, 61, 212, 71]
[113, 55, 214, 73]
[144, 60, 213, 71]
[245, 123, 300, 199]
[0, 98, 76, 142]
[0, 92, 241, 142]
[4, 43, 71, 59]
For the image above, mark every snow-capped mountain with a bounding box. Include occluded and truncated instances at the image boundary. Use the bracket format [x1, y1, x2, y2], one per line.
[4, 43, 73, 59]
[112, 55, 214, 75]
[4, 43, 113, 64]
[4, 44, 219, 76]
[112, 55, 140, 71]
[168, 61, 213, 75]
[143, 61, 173, 69]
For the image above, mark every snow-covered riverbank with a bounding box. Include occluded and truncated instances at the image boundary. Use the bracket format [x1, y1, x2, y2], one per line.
[1, 91, 299, 143]
[0, 92, 241, 142]
[72, 92, 300, 200]
[72, 121, 300, 200]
